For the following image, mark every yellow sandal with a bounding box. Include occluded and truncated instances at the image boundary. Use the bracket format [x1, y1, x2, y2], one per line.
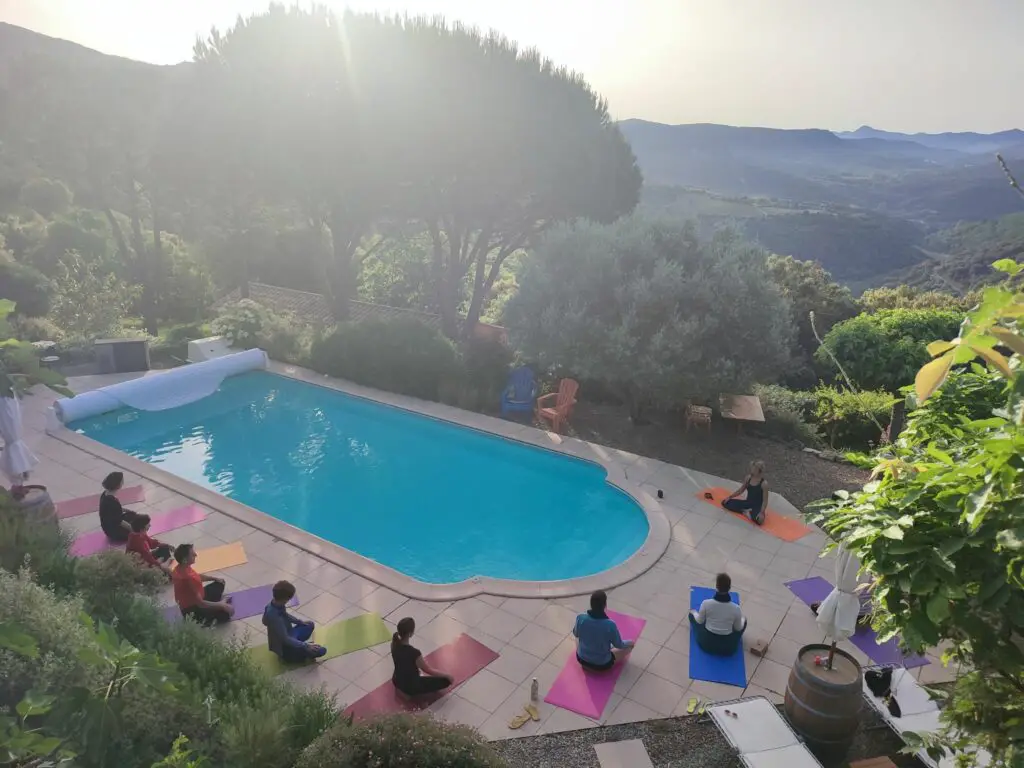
[508, 710, 531, 729]
[525, 703, 540, 721]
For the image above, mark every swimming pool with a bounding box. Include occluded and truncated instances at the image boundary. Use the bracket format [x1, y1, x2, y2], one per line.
[71, 371, 649, 584]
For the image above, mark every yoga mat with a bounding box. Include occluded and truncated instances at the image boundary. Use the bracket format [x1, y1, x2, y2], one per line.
[249, 612, 392, 676]
[689, 586, 747, 687]
[544, 609, 647, 720]
[785, 576, 929, 668]
[161, 583, 296, 623]
[188, 542, 247, 573]
[344, 634, 500, 721]
[57, 486, 146, 519]
[695, 487, 812, 542]
[70, 504, 207, 557]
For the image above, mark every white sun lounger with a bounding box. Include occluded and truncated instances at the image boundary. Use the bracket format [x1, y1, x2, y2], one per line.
[708, 697, 823, 768]
[861, 665, 991, 768]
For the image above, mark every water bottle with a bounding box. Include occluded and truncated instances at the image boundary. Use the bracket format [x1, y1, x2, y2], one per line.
[530, 677, 539, 703]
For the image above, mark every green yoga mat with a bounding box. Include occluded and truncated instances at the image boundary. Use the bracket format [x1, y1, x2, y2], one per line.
[249, 612, 392, 676]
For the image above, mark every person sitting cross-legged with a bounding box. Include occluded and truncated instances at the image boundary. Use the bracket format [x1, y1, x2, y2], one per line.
[689, 572, 747, 656]
[262, 580, 326, 663]
[573, 590, 634, 672]
[172, 543, 234, 626]
[125, 513, 173, 576]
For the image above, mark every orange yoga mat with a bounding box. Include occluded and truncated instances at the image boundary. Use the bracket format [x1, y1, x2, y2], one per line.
[171, 542, 248, 572]
[695, 486, 812, 542]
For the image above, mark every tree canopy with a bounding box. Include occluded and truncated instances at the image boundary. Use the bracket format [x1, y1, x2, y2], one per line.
[187, 6, 641, 335]
[815, 308, 965, 393]
[505, 217, 794, 419]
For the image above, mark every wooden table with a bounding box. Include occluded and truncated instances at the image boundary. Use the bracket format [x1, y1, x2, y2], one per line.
[719, 394, 765, 435]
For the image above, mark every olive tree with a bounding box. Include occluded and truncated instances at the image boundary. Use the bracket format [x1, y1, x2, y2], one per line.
[505, 218, 795, 422]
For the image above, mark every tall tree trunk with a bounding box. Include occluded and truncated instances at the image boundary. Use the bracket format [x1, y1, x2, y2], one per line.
[148, 194, 163, 336]
[327, 207, 354, 322]
[127, 178, 159, 337]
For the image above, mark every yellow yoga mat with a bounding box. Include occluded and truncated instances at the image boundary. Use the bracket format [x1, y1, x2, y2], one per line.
[248, 612, 392, 676]
[175, 542, 247, 572]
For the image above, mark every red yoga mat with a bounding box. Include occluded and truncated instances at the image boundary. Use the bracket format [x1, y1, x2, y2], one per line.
[56, 486, 146, 519]
[344, 634, 499, 722]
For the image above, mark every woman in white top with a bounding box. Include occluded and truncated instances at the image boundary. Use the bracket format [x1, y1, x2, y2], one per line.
[689, 572, 747, 656]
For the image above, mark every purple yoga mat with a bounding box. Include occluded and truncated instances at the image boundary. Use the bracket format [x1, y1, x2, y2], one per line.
[785, 576, 928, 668]
[544, 609, 647, 720]
[70, 505, 208, 557]
[162, 584, 297, 623]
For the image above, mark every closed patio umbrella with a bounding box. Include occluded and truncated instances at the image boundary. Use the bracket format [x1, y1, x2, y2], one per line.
[816, 543, 862, 669]
[0, 395, 38, 484]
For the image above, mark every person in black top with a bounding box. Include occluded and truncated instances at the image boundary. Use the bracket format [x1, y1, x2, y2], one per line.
[390, 617, 452, 698]
[721, 460, 769, 526]
[98, 471, 138, 542]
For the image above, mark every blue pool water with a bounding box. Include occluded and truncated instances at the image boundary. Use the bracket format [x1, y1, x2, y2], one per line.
[72, 372, 648, 583]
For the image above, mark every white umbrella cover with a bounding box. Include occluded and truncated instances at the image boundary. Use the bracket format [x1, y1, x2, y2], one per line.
[0, 395, 38, 483]
[816, 544, 862, 644]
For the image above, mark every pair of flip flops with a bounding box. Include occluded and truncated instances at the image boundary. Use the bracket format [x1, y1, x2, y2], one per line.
[686, 698, 707, 716]
[508, 703, 540, 729]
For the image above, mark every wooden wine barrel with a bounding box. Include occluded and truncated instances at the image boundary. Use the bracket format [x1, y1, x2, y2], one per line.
[784, 644, 863, 765]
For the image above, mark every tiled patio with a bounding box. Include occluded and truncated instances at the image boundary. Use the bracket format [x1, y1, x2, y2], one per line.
[12, 368, 958, 743]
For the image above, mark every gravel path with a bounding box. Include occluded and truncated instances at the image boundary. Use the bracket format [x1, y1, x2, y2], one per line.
[491, 705, 918, 768]
[566, 402, 868, 510]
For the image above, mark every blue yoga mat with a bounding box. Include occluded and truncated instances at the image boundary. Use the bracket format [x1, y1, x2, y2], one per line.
[688, 586, 747, 687]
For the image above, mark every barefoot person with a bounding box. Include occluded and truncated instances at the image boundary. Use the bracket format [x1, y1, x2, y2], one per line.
[172, 543, 234, 626]
[573, 590, 634, 672]
[391, 617, 452, 697]
[125, 514, 173, 575]
[689, 573, 747, 656]
[98, 471, 139, 542]
[721, 460, 769, 525]
[262, 581, 326, 663]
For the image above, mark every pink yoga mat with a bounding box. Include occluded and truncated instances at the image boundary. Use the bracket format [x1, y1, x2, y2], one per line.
[56, 486, 146, 519]
[70, 505, 207, 557]
[344, 634, 499, 722]
[162, 584, 296, 623]
[544, 609, 646, 720]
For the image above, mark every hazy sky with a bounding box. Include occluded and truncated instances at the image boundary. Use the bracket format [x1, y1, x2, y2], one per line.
[2, 0, 1022, 133]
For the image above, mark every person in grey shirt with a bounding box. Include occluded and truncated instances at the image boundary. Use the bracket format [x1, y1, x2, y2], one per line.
[689, 572, 747, 656]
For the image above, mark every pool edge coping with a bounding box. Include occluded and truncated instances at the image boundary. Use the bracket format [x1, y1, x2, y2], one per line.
[50, 359, 671, 602]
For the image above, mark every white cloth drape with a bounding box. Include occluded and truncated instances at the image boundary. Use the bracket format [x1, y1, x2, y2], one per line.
[0, 395, 38, 483]
[816, 544, 862, 642]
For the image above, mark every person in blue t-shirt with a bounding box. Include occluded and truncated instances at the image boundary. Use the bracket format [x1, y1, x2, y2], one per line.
[573, 590, 634, 672]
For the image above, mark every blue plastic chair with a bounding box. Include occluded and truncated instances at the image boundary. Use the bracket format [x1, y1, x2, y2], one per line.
[500, 366, 538, 418]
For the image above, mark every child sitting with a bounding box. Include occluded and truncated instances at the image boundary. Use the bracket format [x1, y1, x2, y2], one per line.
[125, 514, 173, 575]
[262, 581, 326, 663]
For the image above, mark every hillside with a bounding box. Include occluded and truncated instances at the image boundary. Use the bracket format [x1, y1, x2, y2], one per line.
[885, 211, 1024, 291]
[641, 186, 928, 288]
[620, 119, 1024, 228]
[838, 125, 1024, 155]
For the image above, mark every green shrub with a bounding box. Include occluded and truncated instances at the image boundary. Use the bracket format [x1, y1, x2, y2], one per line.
[813, 385, 895, 450]
[310, 318, 459, 401]
[0, 568, 101, 708]
[459, 337, 513, 410]
[0, 258, 53, 317]
[212, 299, 311, 364]
[815, 308, 964, 392]
[73, 550, 167, 621]
[296, 714, 507, 768]
[752, 384, 822, 446]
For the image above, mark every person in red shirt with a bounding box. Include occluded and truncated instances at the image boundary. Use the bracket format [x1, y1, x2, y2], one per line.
[125, 514, 173, 576]
[171, 543, 234, 626]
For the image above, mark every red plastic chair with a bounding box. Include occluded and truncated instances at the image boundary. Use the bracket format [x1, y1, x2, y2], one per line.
[535, 378, 579, 433]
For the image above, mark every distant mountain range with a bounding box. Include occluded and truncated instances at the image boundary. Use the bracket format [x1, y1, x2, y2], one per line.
[837, 125, 1024, 155]
[618, 119, 1024, 229]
